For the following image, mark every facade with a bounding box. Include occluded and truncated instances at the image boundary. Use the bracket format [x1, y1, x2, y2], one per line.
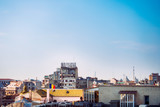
[60, 63, 78, 89]
[0, 79, 14, 87]
[42, 68, 61, 88]
[98, 86, 160, 106]
[47, 89, 83, 102]
[0, 88, 5, 106]
[42, 75, 49, 88]
[23, 79, 42, 91]
[15, 89, 83, 103]
[76, 77, 87, 89]
[62, 77, 76, 89]
[86, 77, 98, 88]
[53, 68, 61, 80]
[149, 73, 160, 84]
[1, 95, 17, 106]
[5, 81, 23, 96]
[110, 78, 118, 84]
[76, 77, 109, 89]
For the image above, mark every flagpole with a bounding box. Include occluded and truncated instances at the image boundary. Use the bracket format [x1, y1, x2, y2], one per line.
[47, 78, 50, 103]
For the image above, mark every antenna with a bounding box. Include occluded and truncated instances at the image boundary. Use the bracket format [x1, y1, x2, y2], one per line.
[95, 72, 96, 78]
[133, 66, 135, 81]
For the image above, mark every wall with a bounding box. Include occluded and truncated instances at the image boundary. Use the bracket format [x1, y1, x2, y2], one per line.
[99, 86, 160, 105]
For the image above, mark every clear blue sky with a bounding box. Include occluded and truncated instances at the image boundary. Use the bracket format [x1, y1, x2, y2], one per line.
[0, 0, 160, 81]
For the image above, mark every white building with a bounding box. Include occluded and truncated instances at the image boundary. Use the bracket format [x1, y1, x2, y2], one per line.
[62, 77, 76, 89]
[5, 81, 23, 96]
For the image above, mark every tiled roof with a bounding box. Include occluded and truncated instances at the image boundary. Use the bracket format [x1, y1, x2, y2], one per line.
[0, 78, 14, 80]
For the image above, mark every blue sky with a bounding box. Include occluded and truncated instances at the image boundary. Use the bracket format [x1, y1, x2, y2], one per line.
[0, 0, 160, 80]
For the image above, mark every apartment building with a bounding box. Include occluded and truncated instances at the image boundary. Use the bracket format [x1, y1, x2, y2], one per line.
[23, 79, 41, 91]
[0, 79, 14, 87]
[149, 73, 160, 84]
[60, 63, 78, 89]
[5, 80, 23, 96]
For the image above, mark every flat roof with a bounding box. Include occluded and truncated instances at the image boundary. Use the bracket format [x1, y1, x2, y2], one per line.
[99, 85, 160, 88]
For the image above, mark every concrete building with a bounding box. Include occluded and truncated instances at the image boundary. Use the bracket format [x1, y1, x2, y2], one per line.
[0, 79, 14, 87]
[23, 79, 42, 91]
[110, 78, 118, 85]
[1, 95, 17, 106]
[60, 63, 78, 89]
[42, 75, 49, 88]
[97, 86, 160, 106]
[76, 77, 109, 89]
[46, 89, 83, 102]
[76, 77, 87, 89]
[149, 73, 160, 84]
[15, 89, 83, 103]
[62, 77, 76, 89]
[53, 68, 61, 80]
[5, 80, 23, 96]
[0, 88, 5, 106]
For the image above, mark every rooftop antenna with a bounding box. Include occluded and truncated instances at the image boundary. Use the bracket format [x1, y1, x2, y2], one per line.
[133, 66, 135, 82]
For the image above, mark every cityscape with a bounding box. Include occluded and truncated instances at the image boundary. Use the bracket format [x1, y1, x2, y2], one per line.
[0, 0, 160, 107]
[0, 62, 160, 107]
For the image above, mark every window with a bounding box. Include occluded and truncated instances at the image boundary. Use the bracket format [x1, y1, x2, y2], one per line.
[120, 94, 135, 107]
[144, 96, 149, 105]
[69, 80, 72, 82]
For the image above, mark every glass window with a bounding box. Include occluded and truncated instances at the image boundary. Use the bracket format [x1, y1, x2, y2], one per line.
[120, 94, 134, 107]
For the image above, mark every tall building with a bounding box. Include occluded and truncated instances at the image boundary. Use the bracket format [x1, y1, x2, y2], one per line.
[60, 63, 78, 89]
[53, 68, 61, 80]
[50, 68, 61, 88]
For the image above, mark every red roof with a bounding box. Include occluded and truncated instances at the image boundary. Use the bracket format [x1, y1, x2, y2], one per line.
[0, 78, 14, 80]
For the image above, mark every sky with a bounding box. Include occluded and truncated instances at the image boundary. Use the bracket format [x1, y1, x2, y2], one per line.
[0, 0, 160, 81]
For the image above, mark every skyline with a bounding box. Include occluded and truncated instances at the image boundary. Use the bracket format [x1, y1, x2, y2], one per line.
[0, 0, 160, 80]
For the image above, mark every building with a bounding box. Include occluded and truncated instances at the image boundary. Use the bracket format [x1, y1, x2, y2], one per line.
[23, 79, 42, 91]
[15, 89, 53, 104]
[50, 68, 61, 89]
[0, 79, 14, 87]
[110, 78, 118, 85]
[53, 68, 61, 80]
[42, 68, 61, 88]
[76, 77, 109, 89]
[1, 95, 17, 106]
[42, 75, 49, 88]
[46, 89, 83, 102]
[85, 86, 160, 106]
[60, 63, 78, 89]
[15, 89, 83, 103]
[149, 73, 160, 84]
[86, 77, 98, 88]
[0, 88, 5, 106]
[5, 80, 23, 96]
[76, 77, 87, 89]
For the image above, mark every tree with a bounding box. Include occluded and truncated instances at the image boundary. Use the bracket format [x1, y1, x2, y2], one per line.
[22, 85, 28, 94]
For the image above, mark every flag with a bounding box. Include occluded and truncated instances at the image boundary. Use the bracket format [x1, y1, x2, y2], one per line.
[49, 84, 55, 89]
